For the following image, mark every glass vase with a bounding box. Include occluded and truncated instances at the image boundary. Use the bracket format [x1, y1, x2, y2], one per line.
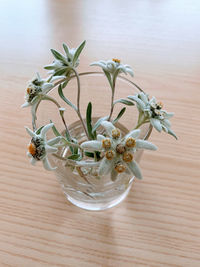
[36, 72, 152, 210]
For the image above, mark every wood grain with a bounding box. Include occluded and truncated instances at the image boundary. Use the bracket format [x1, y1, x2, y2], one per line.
[0, 0, 200, 266]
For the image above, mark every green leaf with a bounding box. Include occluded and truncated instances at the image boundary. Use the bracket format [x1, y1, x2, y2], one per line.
[114, 99, 135, 106]
[53, 67, 68, 76]
[68, 154, 81, 160]
[58, 84, 77, 111]
[103, 70, 112, 89]
[71, 138, 78, 155]
[50, 120, 61, 137]
[36, 126, 44, 134]
[85, 151, 95, 158]
[86, 102, 94, 139]
[63, 43, 70, 57]
[51, 49, 66, 62]
[73, 40, 86, 65]
[112, 107, 126, 124]
[92, 116, 109, 133]
[62, 80, 69, 89]
[44, 65, 56, 70]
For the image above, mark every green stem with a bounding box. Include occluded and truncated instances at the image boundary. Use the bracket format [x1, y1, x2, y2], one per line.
[108, 71, 119, 121]
[71, 68, 90, 140]
[40, 95, 71, 140]
[134, 120, 149, 129]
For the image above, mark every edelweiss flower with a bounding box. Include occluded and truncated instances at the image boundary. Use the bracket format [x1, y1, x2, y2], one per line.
[25, 123, 62, 171]
[21, 73, 54, 109]
[44, 41, 85, 76]
[21, 73, 64, 119]
[81, 121, 157, 180]
[91, 59, 133, 77]
[128, 92, 177, 139]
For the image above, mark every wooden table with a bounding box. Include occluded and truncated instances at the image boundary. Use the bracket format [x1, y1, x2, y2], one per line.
[0, 0, 200, 266]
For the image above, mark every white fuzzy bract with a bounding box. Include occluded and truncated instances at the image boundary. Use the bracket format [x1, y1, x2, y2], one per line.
[91, 59, 133, 77]
[25, 123, 62, 171]
[128, 92, 177, 139]
[81, 121, 157, 180]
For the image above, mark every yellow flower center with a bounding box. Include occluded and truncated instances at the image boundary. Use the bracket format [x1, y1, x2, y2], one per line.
[27, 87, 31, 94]
[112, 128, 121, 139]
[105, 150, 115, 160]
[28, 143, 36, 156]
[125, 137, 136, 148]
[157, 101, 163, 109]
[112, 58, 121, 63]
[102, 138, 111, 149]
[123, 152, 133, 163]
[115, 163, 126, 173]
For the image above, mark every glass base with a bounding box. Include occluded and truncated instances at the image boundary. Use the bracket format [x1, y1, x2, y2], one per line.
[65, 185, 132, 211]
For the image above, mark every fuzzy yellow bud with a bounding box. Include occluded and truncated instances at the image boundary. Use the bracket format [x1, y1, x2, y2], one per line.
[102, 138, 111, 149]
[123, 152, 133, 163]
[125, 137, 136, 148]
[112, 128, 121, 139]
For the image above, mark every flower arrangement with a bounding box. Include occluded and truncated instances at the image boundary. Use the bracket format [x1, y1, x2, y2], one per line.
[22, 40, 177, 182]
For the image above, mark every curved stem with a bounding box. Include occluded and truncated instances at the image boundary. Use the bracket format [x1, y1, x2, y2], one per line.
[35, 95, 71, 140]
[71, 68, 90, 139]
[53, 71, 144, 93]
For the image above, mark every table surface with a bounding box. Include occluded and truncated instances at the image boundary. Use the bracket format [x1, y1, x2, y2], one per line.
[0, 0, 200, 266]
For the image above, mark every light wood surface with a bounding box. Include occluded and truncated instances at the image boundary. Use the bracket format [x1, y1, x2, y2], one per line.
[0, 0, 200, 266]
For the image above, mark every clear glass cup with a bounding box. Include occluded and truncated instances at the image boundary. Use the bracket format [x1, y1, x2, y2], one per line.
[36, 72, 152, 210]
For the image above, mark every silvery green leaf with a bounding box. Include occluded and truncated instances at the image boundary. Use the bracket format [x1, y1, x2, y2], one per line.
[114, 99, 135, 106]
[112, 107, 126, 124]
[73, 40, 86, 65]
[58, 84, 77, 111]
[150, 118, 162, 132]
[92, 116, 109, 133]
[50, 49, 66, 63]
[127, 160, 143, 179]
[53, 67, 68, 76]
[63, 43, 70, 57]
